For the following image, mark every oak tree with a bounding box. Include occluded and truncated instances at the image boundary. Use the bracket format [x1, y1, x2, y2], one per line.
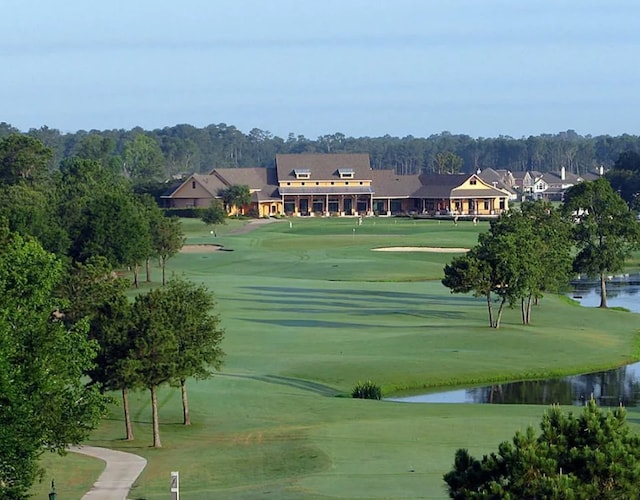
[62, 256, 137, 440]
[0, 230, 106, 498]
[563, 178, 640, 308]
[163, 278, 225, 425]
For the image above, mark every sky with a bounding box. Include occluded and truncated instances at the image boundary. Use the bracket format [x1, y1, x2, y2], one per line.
[2, 0, 640, 139]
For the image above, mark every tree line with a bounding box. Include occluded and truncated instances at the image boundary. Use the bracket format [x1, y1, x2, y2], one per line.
[0, 134, 225, 498]
[2, 121, 640, 179]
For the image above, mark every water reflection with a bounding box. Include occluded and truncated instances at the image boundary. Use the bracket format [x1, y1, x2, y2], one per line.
[387, 275, 640, 406]
[571, 274, 640, 310]
[387, 365, 640, 406]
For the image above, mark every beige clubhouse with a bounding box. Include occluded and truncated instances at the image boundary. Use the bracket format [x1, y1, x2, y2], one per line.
[162, 153, 511, 217]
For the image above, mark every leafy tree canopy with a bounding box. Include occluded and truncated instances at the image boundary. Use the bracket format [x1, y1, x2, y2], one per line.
[0, 133, 52, 186]
[221, 184, 252, 213]
[562, 178, 640, 307]
[442, 201, 572, 327]
[606, 150, 640, 208]
[201, 199, 227, 234]
[0, 229, 107, 498]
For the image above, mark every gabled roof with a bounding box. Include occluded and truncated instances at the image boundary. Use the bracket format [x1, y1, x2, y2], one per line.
[370, 170, 420, 198]
[511, 171, 532, 187]
[530, 170, 544, 180]
[413, 174, 469, 198]
[275, 153, 372, 181]
[477, 168, 517, 195]
[162, 168, 280, 201]
[211, 167, 280, 200]
[511, 171, 530, 181]
[161, 173, 228, 199]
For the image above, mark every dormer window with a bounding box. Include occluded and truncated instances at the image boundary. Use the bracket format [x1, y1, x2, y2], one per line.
[338, 168, 354, 179]
[294, 169, 310, 179]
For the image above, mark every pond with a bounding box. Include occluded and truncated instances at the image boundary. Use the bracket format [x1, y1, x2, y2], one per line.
[387, 275, 640, 406]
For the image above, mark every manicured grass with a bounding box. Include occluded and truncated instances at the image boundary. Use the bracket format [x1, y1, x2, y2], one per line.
[34, 216, 640, 499]
[28, 451, 104, 499]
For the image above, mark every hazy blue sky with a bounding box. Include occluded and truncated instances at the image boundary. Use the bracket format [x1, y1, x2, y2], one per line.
[2, 1, 639, 139]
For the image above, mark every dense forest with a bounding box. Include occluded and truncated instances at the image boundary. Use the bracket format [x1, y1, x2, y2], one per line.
[1, 121, 640, 178]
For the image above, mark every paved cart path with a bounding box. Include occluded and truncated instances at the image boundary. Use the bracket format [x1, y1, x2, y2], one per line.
[69, 446, 147, 500]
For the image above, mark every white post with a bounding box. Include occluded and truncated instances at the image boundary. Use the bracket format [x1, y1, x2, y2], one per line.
[171, 471, 179, 500]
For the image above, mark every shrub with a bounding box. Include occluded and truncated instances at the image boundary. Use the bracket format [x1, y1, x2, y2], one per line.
[351, 380, 381, 400]
[163, 207, 205, 218]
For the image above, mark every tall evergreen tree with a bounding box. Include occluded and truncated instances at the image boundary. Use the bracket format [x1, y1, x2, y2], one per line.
[444, 400, 640, 499]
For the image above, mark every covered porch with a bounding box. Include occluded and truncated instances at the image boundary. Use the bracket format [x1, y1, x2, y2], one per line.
[280, 186, 374, 216]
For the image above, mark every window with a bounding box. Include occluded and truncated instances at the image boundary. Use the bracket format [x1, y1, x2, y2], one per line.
[338, 168, 355, 179]
[294, 168, 310, 179]
[470, 178, 477, 185]
[483, 200, 489, 210]
[192, 181, 196, 189]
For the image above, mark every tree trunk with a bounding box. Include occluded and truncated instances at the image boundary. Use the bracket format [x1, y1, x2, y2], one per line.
[145, 257, 151, 283]
[161, 256, 167, 286]
[151, 385, 162, 448]
[133, 263, 140, 289]
[181, 378, 190, 426]
[485, 291, 494, 328]
[526, 295, 533, 324]
[520, 298, 526, 325]
[599, 272, 608, 308]
[122, 387, 134, 441]
[494, 297, 507, 328]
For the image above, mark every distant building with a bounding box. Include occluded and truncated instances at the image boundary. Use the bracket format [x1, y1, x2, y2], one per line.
[162, 153, 512, 217]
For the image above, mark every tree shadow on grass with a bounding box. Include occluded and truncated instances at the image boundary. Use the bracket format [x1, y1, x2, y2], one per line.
[241, 285, 479, 305]
[233, 295, 478, 309]
[219, 372, 341, 397]
[239, 308, 467, 326]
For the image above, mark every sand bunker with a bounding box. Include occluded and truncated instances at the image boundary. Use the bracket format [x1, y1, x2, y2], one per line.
[372, 246, 469, 253]
[180, 244, 224, 253]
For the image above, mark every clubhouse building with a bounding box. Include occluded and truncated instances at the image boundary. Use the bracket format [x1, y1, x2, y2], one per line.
[162, 153, 512, 218]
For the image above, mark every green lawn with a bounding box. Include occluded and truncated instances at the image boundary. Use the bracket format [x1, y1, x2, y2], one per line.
[32, 216, 640, 499]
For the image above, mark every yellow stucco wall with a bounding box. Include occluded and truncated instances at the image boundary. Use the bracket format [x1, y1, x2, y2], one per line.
[280, 180, 371, 188]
